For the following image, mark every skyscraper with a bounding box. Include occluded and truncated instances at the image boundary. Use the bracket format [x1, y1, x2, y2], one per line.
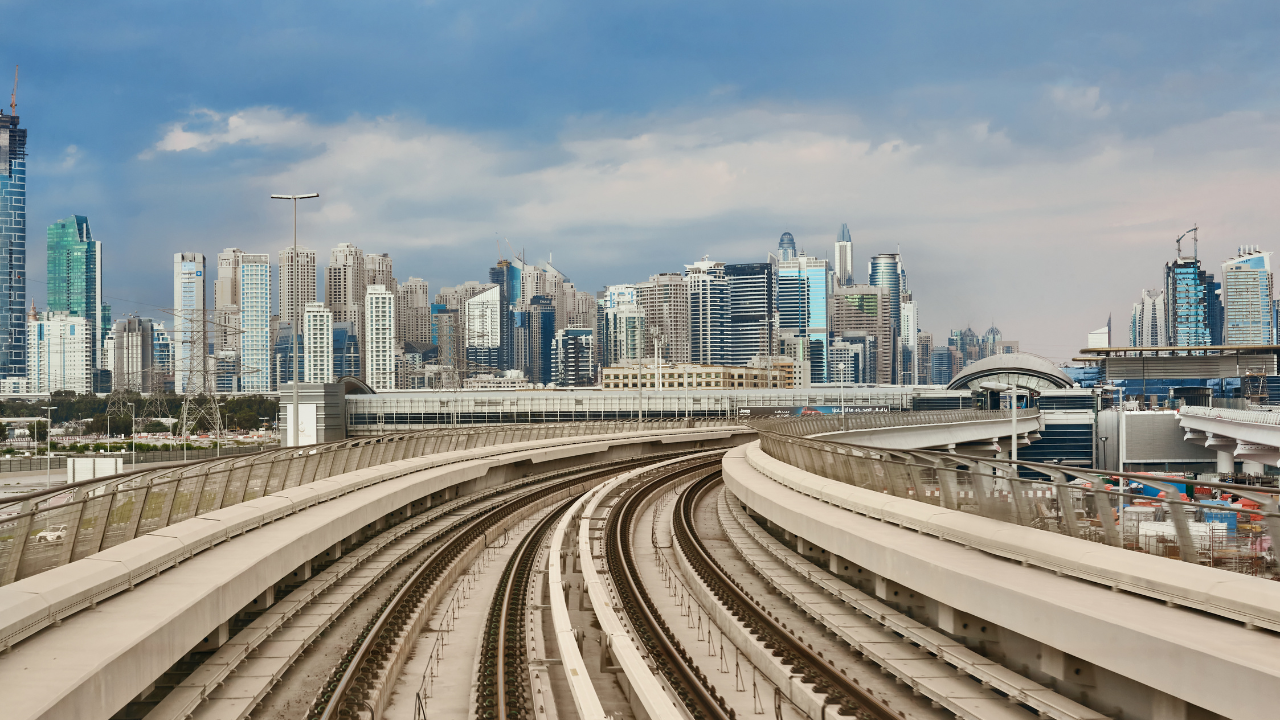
[173, 252, 207, 394]
[488, 260, 520, 371]
[636, 273, 690, 363]
[364, 285, 395, 390]
[833, 224, 854, 287]
[1130, 289, 1167, 347]
[0, 112, 28, 379]
[1220, 246, 1274, 345]
[829, 285, 891, 383]
[465, 285, 501, 371]
[724, 263, 774, 367]
[554, 327, 595, 387]
[1163, 241, 1214, 348]
[278, 245, 317, 332]
[775, 254, 829, 384]
[28, 312, 92, 394]
[238, 254, 272, 392]
[517, 296, 556, 385]
[326, 243, 366, 352]
[46, 215, 105, 369]
[108, 317, 153, 393]
[396, 277, 431, 345]
[303, 302, 333, 383]
[600, 303, 646, 367]
[214, 248, 245, 354]
[686, 258, 729, 365]
[777, 232, 797, 262]
[900, 300, 918, 384]
[366, 252, 394, 291]
[868, 252, 905, 382]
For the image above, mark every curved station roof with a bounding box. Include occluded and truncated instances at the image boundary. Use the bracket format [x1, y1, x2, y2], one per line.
[946, 352, 1075, 392]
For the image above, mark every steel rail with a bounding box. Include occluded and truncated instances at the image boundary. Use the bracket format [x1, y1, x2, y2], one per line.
[314, 452, 697, 720]
[674, 472, 897, 720]
[603, 457, 731, 720]
[479, 498, 572, 720]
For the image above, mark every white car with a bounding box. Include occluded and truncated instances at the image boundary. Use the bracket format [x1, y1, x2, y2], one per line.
[35, 524, 68, 543]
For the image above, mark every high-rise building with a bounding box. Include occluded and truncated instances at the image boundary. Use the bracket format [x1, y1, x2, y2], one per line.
[930, 347, 955, 385]
[108, 317, 153, 393]
[1220, 246, 1275, 345]
[325, 243, 366, 352]
[333, 321, 360, 379]
[603, 284, 637, 309]
[28, 311, 92, 394]
[636, 273, 690, 364]
[829, 285, 891, 383]
[173, 252, 207, 394]
[465, 285, 501, 371]
[278, 245, 317, 333]
[46, 215, 106, 369]
[981, 325, 1002, 358]
[828, 337, 865, 384]
[303, 302, 333, 383]
[833, 224, 854, 287]
[488, 260, 520, 371]
[915, 331, 933, 384]
[238, 254, 272, 392]
[396, 277, 431, 344]
[777, 232, 797, 262]
[776, 254, 829, 384]
[365, 252, 394, 291]
[1131, 289, 1166, 347]
[517, 296, 556, 385]
[0, 113, 28, 379]
[724, 263, 774, 368]
[213, 248, 245, 354]
[900, 300, 919, 384]
[364, 285, 395, 390]
[554, 327, 595, 386]
[432, 309, 463, 371]
[600, 303, 646, 367]
[1163, 239, 1215, 348]
[686, 258, 729, 365]
[868, 252, 906, 382]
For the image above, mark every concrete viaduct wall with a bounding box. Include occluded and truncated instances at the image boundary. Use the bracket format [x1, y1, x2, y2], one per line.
[0, 426, 753, 720]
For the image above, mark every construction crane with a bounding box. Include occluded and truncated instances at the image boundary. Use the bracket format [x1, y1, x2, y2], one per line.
[9, 65, 16, 115]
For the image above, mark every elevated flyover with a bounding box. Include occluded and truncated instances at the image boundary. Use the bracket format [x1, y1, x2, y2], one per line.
[727, 413, 1280, 720]
[0, 420, 751, 720]
[1179, 405, 1280, 472]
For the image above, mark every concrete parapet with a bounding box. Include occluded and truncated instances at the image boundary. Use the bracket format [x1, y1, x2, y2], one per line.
[725, 441, 1280, 720]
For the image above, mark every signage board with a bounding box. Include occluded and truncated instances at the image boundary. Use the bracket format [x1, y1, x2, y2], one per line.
[737, 405, 895, 418]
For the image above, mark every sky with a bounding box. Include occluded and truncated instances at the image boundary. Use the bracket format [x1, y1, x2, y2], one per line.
[7, 0, 1280, 362]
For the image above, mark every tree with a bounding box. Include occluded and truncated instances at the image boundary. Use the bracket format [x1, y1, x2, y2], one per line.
[0, 423, 8, 441]
[27, 421, 47, 442]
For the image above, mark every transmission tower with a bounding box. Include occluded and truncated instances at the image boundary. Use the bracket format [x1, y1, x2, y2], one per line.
[175, 307, 223, 441]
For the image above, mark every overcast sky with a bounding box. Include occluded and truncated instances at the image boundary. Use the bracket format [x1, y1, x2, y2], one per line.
[7, 1, 1280, 361]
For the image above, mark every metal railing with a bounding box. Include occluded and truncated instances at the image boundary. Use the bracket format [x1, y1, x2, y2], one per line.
[752, 422, 1280, 577]
[749, 408, 1038, 438]
[0, 445, 274, 475]
[0, 419, 740, 586]
[1181, 405, 1280, 426]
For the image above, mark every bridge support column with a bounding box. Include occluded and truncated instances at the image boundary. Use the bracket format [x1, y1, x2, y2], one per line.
[1217, 450, 1235, 474]
[194, 621, 230, 652]
[1242, 460, 1265, 474]
[1152, 692, 1187, 720]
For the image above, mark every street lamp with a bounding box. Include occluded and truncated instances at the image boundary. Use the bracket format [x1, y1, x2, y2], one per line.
[271, 192, 319, 449]
[1098, 436, 1109, 471]
[837, 362, 846, 431]
[128, 402, 136, 465]
[41, 406, 57, 488]
[979, 382, 1018, 462]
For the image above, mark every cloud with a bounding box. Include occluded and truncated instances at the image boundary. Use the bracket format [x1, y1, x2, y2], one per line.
[141, 104, 1280, 360]
[1048, 85, 1111, 119]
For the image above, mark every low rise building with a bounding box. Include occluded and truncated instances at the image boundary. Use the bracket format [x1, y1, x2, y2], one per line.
[600, 358, 796, 390]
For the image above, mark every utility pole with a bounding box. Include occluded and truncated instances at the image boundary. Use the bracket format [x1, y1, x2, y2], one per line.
[271, 193, 319, 447]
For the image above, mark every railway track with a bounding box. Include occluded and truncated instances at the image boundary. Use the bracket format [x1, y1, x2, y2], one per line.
[313, 452, 697, 720]
[602, 456, 731, 720]
[477, 497, 572, 720]
[138, 452, 690, 720]
[673, 473, 897, 720]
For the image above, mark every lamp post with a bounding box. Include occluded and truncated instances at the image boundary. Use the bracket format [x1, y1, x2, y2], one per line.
[1098, 436, 1109, 471]
[271, 192, 319, 449]
[42, 406, 57, 488]
[837, 362, 846, 431]
[128, 402, 136, 466]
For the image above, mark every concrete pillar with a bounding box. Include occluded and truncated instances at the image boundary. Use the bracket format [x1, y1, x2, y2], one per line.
[1217, 450, 1235, 474]
[286, 559, 312, 584]
[242, 586, 275, 616]
[194, 621, 230, 652]
[1152, 692, 1187, 720]
[1243, 460, 1265, 474]
[828, 553, 853, 581]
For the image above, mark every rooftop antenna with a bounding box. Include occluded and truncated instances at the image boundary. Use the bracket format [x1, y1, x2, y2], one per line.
[9, 65, 17, 115]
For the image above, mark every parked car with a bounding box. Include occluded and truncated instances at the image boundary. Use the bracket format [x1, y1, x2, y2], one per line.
[35, 524, 68, 543]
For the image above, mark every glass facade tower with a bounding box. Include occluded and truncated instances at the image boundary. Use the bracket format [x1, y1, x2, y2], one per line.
[47, 215, 106, 369]
[776, 254, 829, 384]
[0, 113, 27, 378]
[1163, 256, 1213, 348]
[868, 253, 906, 381]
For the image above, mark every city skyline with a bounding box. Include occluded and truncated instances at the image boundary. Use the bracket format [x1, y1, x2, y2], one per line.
[7, 3, 1280, 361]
